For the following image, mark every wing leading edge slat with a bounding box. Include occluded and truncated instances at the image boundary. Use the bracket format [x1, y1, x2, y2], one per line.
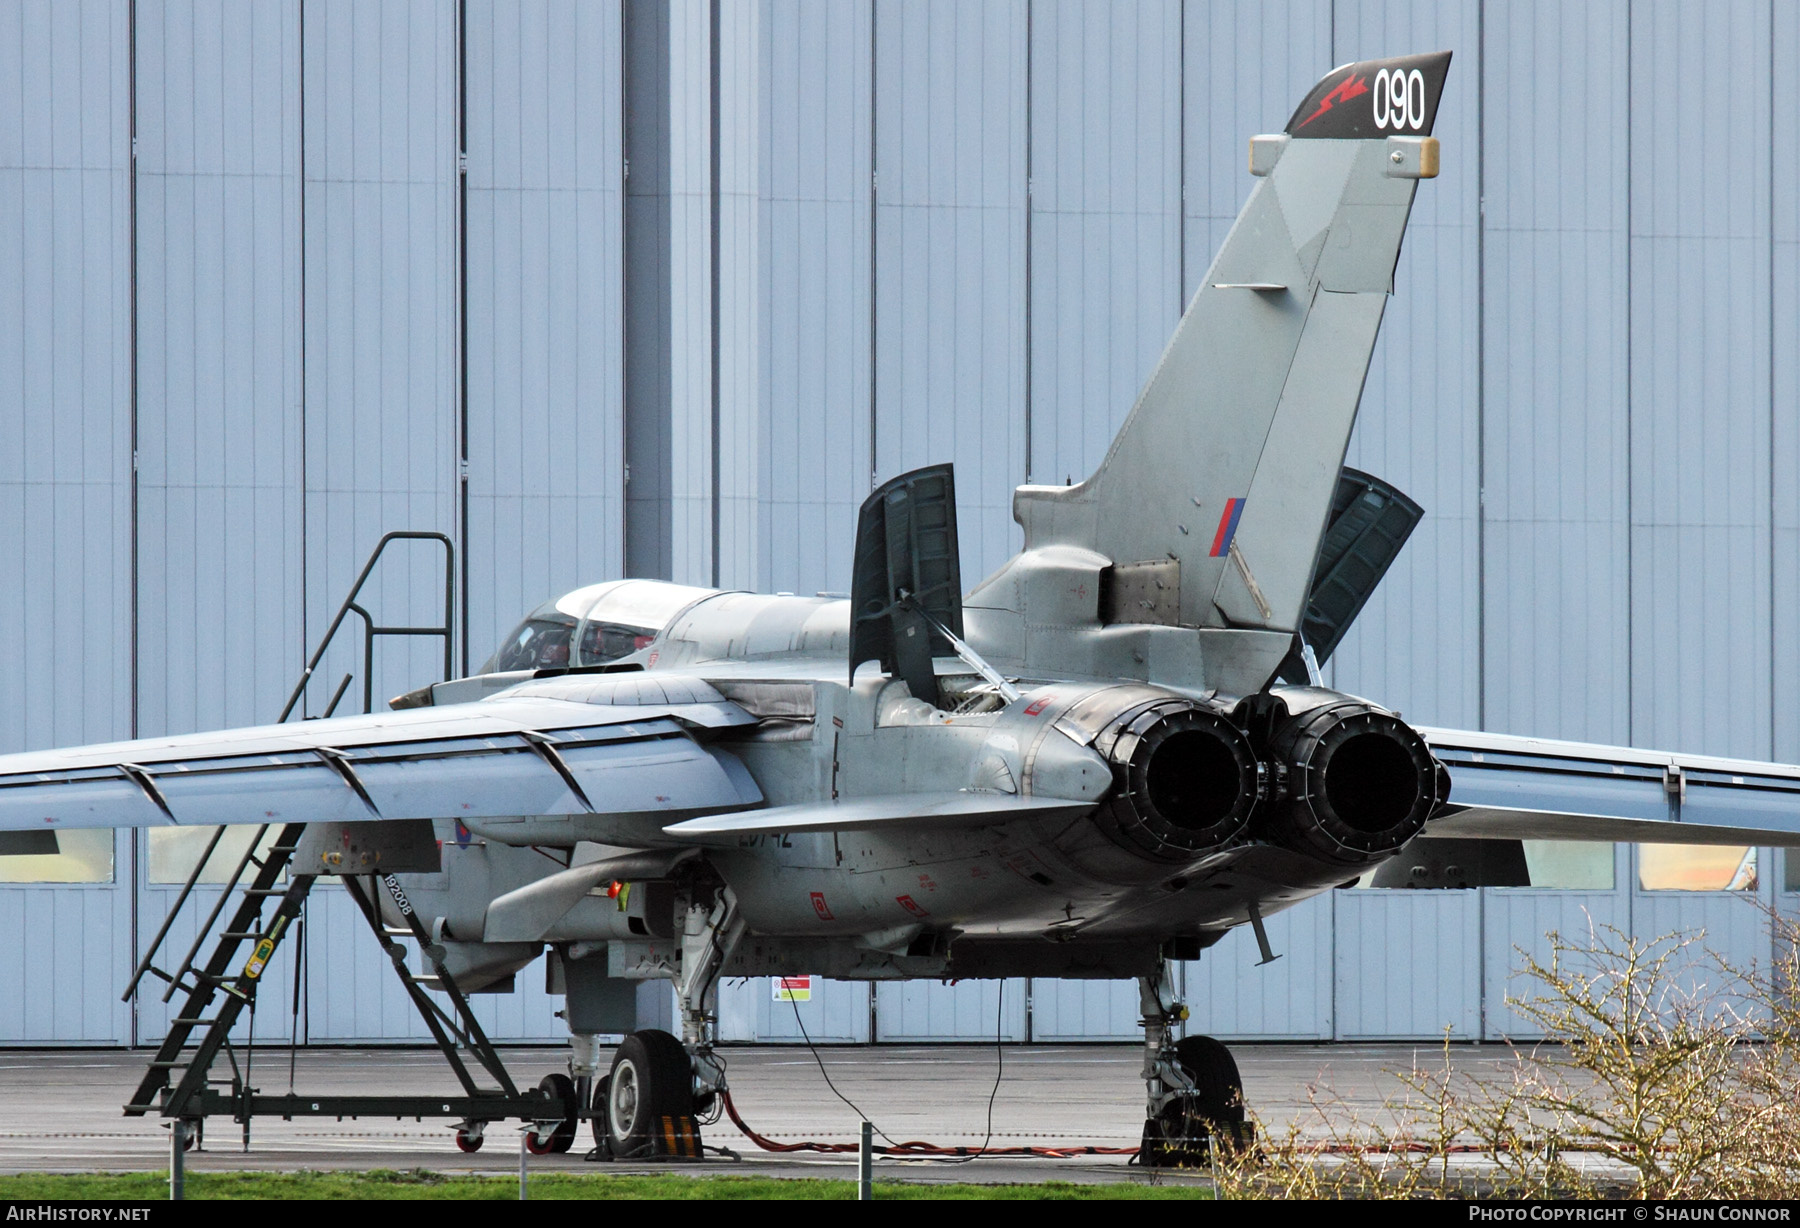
[0, 698, 760, 832]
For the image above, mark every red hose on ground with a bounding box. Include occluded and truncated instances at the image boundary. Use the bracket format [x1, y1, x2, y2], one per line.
[719, 1091, 1599, 1160]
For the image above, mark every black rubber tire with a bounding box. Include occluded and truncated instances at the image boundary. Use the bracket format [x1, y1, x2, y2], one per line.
[604, 1030, 694, 1158]
[526, 1073, 579, 1155]
[1174, 1035, 1245, 1126]
[590, 1075, 610, 1150]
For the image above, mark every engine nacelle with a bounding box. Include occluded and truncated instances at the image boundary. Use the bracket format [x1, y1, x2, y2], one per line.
[1251, 687, 1444, 866]
[1072, 692, 1265, 863]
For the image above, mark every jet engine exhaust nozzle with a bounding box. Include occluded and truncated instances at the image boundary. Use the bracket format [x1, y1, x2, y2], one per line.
[1262, 698, 1441, 865]
[1091, 701, 1264, 863]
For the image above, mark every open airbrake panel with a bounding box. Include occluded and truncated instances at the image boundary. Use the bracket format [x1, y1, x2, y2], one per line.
[1276, 467, 1423, 684]
[848, 464, 965, 708]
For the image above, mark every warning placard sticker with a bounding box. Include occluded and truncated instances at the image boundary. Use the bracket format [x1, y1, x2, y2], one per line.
[772, 975, 813, 1002]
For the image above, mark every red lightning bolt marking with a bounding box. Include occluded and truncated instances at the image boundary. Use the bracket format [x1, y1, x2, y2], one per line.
[1298, 73, 1370, 128]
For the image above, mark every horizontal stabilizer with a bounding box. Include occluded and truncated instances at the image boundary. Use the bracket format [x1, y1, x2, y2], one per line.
[0, 830, 58, 856]
[663, 792, 1091, 842]
[1424, 727, 1800, 847]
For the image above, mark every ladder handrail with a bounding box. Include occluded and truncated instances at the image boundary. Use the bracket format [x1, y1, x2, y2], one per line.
[125, 531, 456, 1007]
[278, 531, 455, 723]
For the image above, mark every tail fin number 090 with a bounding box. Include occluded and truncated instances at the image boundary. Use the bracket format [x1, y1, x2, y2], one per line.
[1373, 68, 1425, 131]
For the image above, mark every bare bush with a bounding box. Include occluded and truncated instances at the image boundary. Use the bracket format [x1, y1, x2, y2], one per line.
[1210, 917, 1800, 1200]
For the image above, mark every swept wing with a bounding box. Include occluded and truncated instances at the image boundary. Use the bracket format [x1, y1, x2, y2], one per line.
[1423, 726, 1800, 847]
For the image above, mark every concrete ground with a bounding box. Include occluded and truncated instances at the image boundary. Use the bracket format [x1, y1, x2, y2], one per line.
[0, 1042, 1543, 1187]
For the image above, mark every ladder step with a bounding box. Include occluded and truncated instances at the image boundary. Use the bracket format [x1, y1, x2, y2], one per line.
[218, 931, 263, 940]
[267, 845, 299, 854]
[147, 1060, 188, 1070]
[407, 975, 441, 986]
[170, 1016, 214, 1026]
[241, 888, 286, 898]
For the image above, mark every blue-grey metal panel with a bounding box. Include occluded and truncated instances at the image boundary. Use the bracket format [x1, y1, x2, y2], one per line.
[1778, 3, 1800, 766]
[0, 0, 133, 755]
[1482, 848, 1630, 1041]
[875, 978, 1026, 1042]
[666, 0, 714, 587]
[713, 0, 764, 593]
[1025, 977, 1137, 1042]
[0, 832, 132, 1045]
[0, 0, 134, 1045]
[1329, 1, 1482, 731]
[744, 0, 872, 598]
[300, 882, 563, 1042]
[716, 976, 872, 1044]
[1334, 890, 1481, 1040]
[1628, 1, 1772, 761]
[1185, 893, 1334, 1040]
[464, 0, 625, 667]
[1181, 2, 1330, 304]
[134, 1, 304, 740]
[1026, 0, 1179, 488]
[302, 0, 461, 716]
[1480, 1, 1630, 745]
[873, 0, 1026, 584]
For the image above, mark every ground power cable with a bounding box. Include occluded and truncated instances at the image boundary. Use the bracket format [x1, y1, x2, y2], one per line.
[720, 983, 1137, 1161]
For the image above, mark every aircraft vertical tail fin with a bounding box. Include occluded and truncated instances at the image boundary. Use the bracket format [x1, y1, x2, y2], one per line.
[995, 53, 1450, 690]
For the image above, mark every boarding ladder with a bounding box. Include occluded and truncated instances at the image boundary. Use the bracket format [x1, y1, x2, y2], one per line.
[121, 533, 536, 1135]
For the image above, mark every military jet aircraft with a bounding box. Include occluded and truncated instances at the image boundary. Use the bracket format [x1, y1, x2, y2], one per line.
[7, 50, 1800, 1166]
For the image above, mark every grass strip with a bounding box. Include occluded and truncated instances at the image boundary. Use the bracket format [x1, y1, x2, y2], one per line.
[0, 1170, 1212, 1200]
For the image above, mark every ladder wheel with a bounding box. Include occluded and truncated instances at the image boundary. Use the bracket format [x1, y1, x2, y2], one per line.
[454, 1127, 484, 1153]
[530, 1073, 579, 1154]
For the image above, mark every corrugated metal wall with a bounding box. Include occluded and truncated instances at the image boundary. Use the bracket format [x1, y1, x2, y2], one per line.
[3, 0, 1799, 1047]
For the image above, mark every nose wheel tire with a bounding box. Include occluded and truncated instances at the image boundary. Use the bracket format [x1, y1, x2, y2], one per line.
[526, 1072, 580, 1155]
[603, 1029, 695, 1159]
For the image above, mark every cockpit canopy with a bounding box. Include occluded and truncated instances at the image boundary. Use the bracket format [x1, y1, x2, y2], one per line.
[479, 580, 715, 674]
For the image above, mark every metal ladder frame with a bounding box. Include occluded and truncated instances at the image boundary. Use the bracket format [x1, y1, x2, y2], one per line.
[124, 532, 558, 1145]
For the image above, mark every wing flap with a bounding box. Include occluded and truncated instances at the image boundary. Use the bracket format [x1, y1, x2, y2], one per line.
[663, 792, 1090, 842]
[1423, 726, 1800, 847]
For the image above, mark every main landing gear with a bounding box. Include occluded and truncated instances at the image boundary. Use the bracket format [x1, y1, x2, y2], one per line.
[586, 884, 742, 1160]
[1136, 965, 1252, 1167]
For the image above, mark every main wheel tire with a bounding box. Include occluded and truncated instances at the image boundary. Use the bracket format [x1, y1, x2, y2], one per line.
[1174, 1035, 1252, 1156]
[604, 1029, 694, 1158]
[526, 1073, 579, 1155]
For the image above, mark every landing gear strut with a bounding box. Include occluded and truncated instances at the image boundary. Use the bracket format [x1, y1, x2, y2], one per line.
[589, 885, 742, 1160]
[1136, 964, 1251, 1167]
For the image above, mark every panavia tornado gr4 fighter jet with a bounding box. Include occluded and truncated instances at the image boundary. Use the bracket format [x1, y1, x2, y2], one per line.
[8, 51, 1800, 1166]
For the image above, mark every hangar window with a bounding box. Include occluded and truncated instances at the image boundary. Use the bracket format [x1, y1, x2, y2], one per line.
[149, 826, 283, 886]
[0, 828, 113, 883]
[1519, 841, 1614, 890]
[1637, 844, 1756, 892]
